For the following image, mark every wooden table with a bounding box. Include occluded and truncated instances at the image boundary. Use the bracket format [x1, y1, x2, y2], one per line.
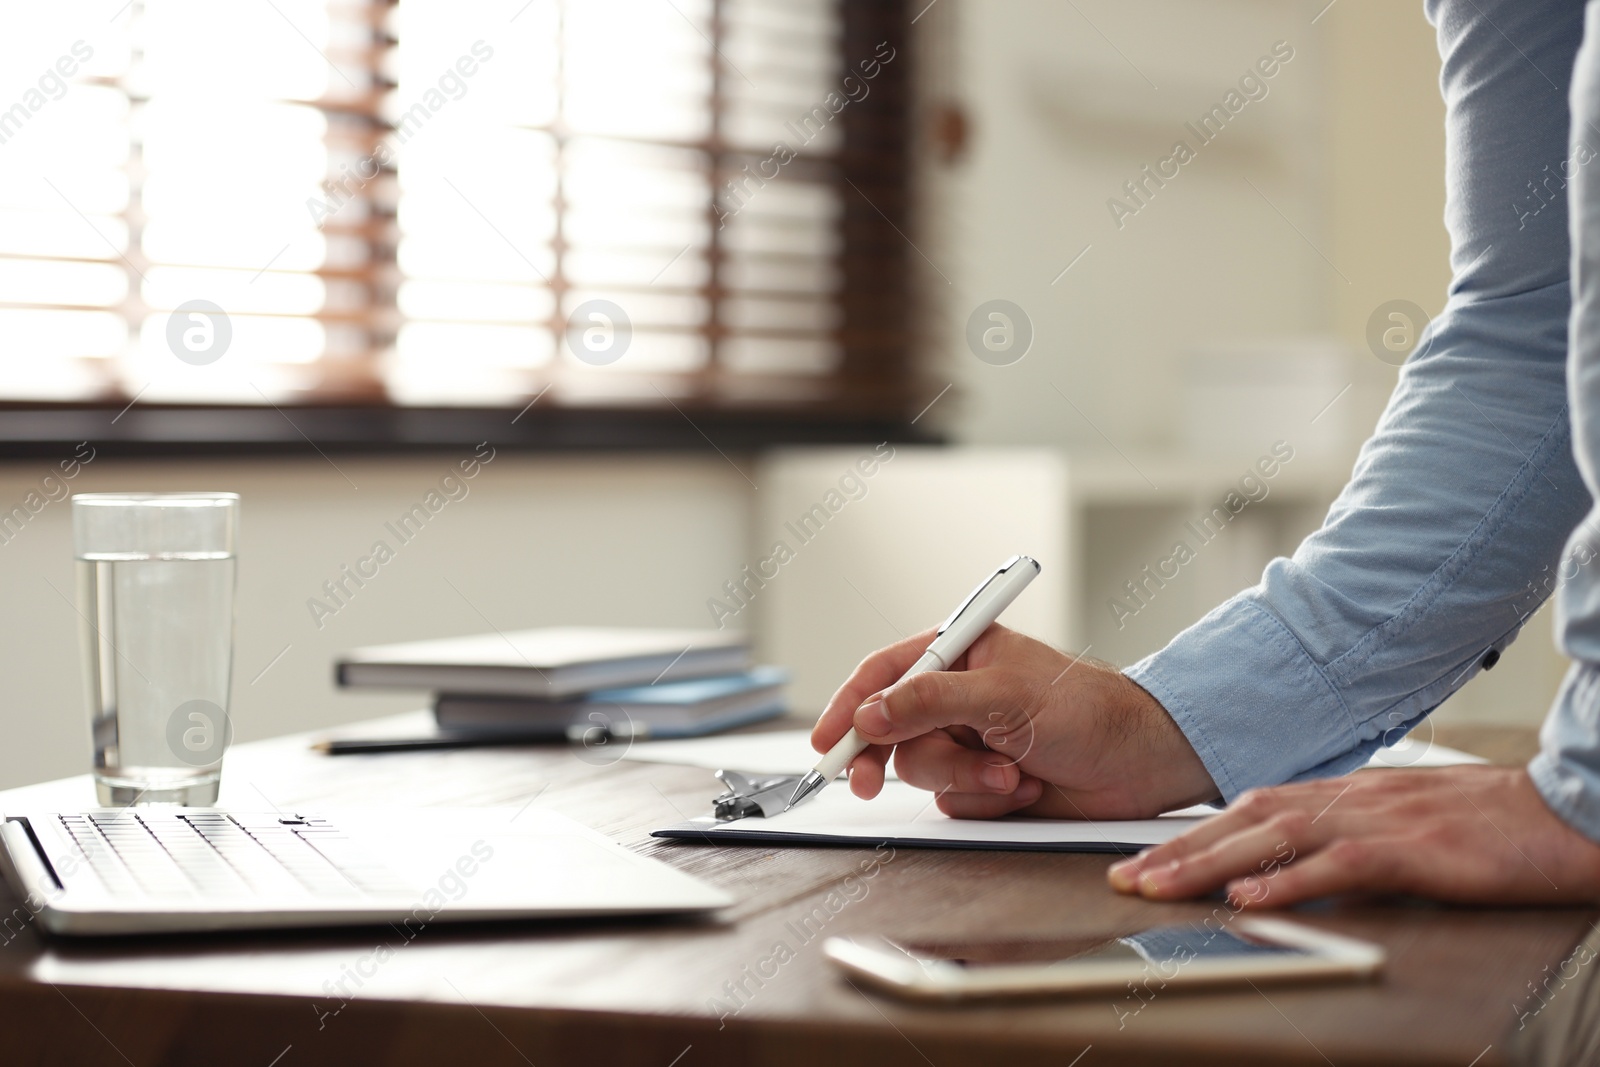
[0, 718, 1592, 1067]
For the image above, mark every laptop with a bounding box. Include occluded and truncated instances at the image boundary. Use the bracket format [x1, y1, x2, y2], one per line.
[0, 806, 730, 936]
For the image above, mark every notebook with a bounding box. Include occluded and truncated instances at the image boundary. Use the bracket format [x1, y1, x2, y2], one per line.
[336, 627, 750, 699]
[652, 779, 1213, 853]
[434, 667, 789, 736]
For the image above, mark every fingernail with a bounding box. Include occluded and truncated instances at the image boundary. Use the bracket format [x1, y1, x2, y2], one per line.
[981, 765, 1010, 791]
[856, 698, 890, 737]
[1107, 861, 1137, 892]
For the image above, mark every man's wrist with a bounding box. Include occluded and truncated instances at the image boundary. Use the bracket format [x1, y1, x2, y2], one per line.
[1118, 672, 1222, 812]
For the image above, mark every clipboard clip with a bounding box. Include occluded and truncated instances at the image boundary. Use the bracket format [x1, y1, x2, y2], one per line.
[712, 769, 805, 821]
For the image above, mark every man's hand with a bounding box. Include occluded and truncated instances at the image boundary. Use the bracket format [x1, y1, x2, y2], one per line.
[1107, 765, 1600, 907]
[809, 625, 1218, 820]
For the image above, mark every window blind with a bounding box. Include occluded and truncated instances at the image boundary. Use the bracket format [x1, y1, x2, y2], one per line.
[0, 0, 916, 425]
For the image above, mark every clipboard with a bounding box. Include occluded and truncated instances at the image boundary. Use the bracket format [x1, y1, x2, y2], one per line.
[652, 778, 1212, 854]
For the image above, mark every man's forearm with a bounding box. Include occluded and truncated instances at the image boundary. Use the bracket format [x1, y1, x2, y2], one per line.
[1129, 0, 1590, 801]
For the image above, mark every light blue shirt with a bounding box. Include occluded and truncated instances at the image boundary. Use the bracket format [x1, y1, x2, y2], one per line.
[1126, 0, 1600, 841]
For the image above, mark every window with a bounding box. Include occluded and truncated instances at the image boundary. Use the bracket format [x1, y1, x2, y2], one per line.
[0, 0, 917, 442]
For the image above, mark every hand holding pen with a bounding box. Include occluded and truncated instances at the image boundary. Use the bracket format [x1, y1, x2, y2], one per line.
[790, 556, 1041, 809]
[802, 556, 1219, 821]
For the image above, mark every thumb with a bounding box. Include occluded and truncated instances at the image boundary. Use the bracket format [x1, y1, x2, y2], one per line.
[853, 668, 1024, 744]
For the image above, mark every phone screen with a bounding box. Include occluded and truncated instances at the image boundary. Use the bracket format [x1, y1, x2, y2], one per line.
[901, 923, 1314, 970]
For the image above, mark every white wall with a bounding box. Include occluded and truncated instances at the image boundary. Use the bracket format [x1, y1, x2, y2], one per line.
[925, 0, 1329, 451]
[0, 453, 749, 789]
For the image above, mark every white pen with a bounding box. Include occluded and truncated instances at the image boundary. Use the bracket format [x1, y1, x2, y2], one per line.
[786, 554, 1042, 812]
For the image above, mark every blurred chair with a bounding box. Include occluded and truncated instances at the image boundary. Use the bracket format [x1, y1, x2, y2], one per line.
[752, 446, 1069, 712]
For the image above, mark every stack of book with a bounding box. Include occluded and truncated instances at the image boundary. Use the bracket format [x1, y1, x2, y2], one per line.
[336, 627, 787, 741]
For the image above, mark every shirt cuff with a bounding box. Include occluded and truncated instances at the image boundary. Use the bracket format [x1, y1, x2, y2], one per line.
[1124, 597, 1360, 802]
[1529, 663, 1600, 845]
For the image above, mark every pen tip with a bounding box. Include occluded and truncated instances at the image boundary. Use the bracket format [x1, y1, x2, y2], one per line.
[786, 771, 827, 812]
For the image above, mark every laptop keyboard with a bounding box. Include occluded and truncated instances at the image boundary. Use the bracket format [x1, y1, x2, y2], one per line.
[51, 812, 414, 900]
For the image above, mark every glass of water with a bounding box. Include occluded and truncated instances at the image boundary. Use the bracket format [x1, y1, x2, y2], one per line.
[73, 493, 238, 806]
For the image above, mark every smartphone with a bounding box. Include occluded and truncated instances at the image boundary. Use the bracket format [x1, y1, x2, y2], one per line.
[823, 917, 1384, 1001]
